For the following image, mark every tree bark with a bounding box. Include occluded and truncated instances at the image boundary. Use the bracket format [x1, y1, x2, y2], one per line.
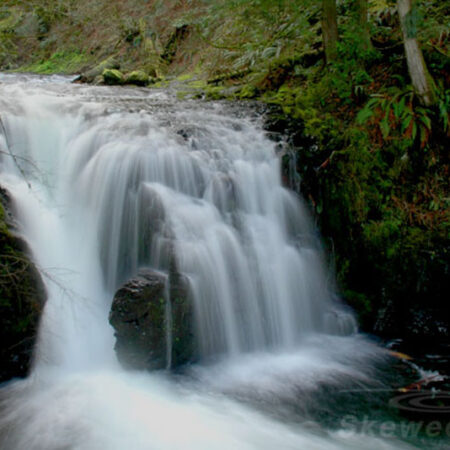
[397, 0, 436, 106]
[322, 0, 338, 64]
[356, 0, 371, 49]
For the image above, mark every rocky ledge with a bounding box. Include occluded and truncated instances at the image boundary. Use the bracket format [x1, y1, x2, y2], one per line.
[0, 187, 46, 383]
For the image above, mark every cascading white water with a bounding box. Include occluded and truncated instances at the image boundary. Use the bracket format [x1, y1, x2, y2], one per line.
[0, 74, 414, 449]
[0, 73, 355, 365]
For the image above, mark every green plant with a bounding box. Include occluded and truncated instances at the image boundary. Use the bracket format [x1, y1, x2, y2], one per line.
[356, 87, 437, 148]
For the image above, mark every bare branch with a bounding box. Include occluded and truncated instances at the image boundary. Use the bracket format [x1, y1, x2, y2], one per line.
[0, 115, 31, 189]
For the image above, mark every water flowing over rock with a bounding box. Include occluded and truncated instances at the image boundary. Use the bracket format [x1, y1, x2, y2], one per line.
[110, 268, 193, 370]
[0, 73, 355, 369]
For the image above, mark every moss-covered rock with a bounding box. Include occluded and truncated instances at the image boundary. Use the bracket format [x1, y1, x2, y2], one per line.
[0, 187, 46, 383]
[109, 268, 193, 370]
[124, 70, 149, 86]
[102, 68, 124, 85]
[76, 57, 120, 83]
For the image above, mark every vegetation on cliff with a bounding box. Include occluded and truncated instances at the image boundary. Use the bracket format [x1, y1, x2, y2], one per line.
[0, 0, 448, 337]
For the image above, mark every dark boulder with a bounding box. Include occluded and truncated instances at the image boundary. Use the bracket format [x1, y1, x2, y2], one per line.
[109, 268, 193, 371]
[124, 70, 149, 86]
[74, 57, 120, 84]
[102, 69, 124, 85]
[0, 187, 46, 383]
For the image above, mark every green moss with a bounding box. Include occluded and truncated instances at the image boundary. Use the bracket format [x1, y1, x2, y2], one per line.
[176, 90, 189, 100]
[80, 56, 120, 81]
[204, 85, 227, 100]
[103, 68, 124, 85]
[0, 204, 8, 235]
[152, 79, 170, 88]
[0, 7, 23, 32]
[187, 80, 207, 89]
[176, 73, 194, 82]
[23, 50, 89, 74]
[237, 84, 258, 99]
[124, 70, 149, 86]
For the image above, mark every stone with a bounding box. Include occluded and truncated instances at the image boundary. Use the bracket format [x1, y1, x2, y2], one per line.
[74, 57, 120, 83]
[109, 267, 193, 371]
[0, 187, 46, 382]
[124, 70, 149, 86]
[102, 69, 124, 85]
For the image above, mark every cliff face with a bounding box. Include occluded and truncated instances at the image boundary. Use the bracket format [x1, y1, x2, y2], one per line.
[0, 187, 46, 382]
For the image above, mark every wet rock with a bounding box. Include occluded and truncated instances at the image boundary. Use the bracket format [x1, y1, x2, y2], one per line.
[109, 268, 193, 371]
[102, 69, 124, 85]
[124, 70, 149, 86]
[74, 57, 120, 83]
[0, 187, 46, 383]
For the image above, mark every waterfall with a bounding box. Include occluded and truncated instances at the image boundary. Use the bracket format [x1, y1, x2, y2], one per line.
[0, 74, 354, 367]
[0, 74, 412, 450]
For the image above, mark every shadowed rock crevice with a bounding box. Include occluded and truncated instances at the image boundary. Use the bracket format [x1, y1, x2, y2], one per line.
[0, 187, 46, 383]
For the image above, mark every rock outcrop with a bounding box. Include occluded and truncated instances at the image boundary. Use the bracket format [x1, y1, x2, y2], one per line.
[74, 57, 120, 84]
[109, 267, 193, 371]
[0, 187, 46, 382]
[102, 68, 124, 85]
[124, 70, 150, 86]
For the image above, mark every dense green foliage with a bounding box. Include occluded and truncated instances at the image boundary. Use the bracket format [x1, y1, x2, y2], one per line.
[0, 0, 448, 336]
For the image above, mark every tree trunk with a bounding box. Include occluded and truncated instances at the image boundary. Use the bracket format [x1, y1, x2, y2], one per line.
[356, 0, 371, 49]
[322, 0, 338, 64]
[397, 0, 436, 106]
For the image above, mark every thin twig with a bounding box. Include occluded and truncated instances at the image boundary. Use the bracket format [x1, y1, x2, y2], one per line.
[0, 115, 31, 189]
[0, 149, 41, 174]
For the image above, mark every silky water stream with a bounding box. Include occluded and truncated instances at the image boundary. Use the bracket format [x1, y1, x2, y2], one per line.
[0, 74, 435, 449]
